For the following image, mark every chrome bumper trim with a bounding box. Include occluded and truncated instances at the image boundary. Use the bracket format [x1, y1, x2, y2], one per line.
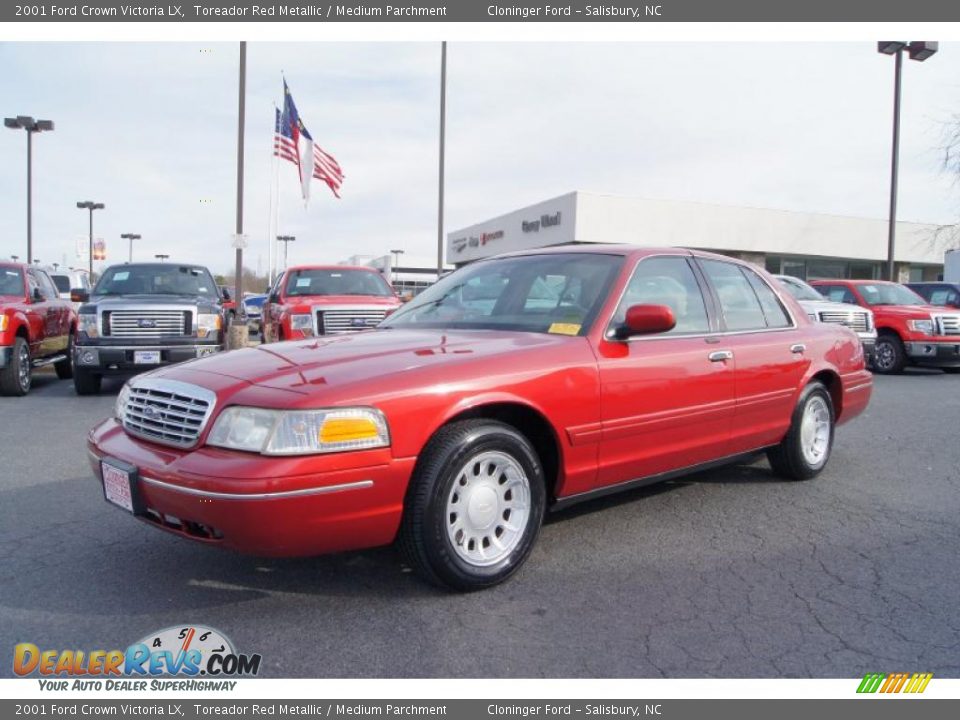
[139, 475, 374, 500]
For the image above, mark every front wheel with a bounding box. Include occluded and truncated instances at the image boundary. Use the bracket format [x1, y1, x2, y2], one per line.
[872, 334, 907, 374]
[942, 367, 960, 375]
[55, 333, 74, 379]
[0, 337, 31, 396]
[73, 368, 103, 395]
[398, 420, 547, 591]
[767, 381, 835, 481]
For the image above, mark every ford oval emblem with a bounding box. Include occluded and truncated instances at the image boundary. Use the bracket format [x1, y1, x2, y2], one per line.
[142, 405, 161, 420]
[137, 318, 157, 329]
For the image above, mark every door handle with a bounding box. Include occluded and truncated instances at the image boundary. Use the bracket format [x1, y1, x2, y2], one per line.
[790, 343, 806, 354]
[708, 350, 734, 362]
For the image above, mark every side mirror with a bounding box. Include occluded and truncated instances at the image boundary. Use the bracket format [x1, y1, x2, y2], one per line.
[32, 288, 44, 302]
[71, 288, 90, 303]
[221, 288, 232, 301]
[616, 304, 676, 339]
[268, 292, 280, 304]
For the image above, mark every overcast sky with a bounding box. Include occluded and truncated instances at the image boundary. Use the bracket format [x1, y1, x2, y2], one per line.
[1, 41, 959, 276]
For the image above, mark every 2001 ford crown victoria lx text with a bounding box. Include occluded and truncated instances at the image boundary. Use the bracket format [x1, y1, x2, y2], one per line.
[87, 247, 872, 590]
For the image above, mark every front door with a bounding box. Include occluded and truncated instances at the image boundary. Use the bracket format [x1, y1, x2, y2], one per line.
[594, 255, 735, 488]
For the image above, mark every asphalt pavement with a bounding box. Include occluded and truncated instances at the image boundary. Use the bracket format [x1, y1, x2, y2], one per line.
[1, 366, 959, 678]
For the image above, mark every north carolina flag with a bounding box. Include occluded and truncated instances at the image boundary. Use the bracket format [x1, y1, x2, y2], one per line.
[273, 80, 344, 200]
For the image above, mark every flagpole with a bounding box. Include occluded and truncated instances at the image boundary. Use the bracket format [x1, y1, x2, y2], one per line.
[267, 103, 277, 288]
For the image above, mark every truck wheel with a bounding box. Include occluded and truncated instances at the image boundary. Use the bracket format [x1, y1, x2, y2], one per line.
[872, 334, 906, 374]
[943, 367, 960, 374]
[767, 381, 835, 481]
[0, 337, 31, 396]
[398, 419, 546, 591]
[73, 368, 103, 395]
[55, 333, 74, 379]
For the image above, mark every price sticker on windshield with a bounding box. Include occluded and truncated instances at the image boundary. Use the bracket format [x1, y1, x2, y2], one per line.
[548, 323, 581, 336]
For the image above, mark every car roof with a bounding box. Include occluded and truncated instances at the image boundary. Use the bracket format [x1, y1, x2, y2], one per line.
[285, 264, 382, 273]
[487, 244, 747, 264]
[810, 278, 896, 285]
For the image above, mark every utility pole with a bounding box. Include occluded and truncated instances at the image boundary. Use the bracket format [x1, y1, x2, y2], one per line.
[437, 41, 447, 281]
[230, 41, 249, 349]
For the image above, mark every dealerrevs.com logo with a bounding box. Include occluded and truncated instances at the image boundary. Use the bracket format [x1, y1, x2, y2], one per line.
[857, 672, 933, 694]
[13, 625, 261, 691]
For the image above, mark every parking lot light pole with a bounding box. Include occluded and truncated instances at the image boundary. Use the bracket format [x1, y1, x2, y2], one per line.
[877, 40, 938, 282]
[389, 249, 405, 285]
[5, 116, 54, 265]
[76, 201, 105, 277]
[121, 233, 141, 263]
[154, 254, 169, 263]
[277, 235, 295, 269]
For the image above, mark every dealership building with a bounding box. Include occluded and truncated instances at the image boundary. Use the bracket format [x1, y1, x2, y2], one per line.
[447, 191, 957, 282]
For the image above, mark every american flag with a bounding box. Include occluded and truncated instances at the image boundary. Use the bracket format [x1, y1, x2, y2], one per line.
[273, 80, 344, 200]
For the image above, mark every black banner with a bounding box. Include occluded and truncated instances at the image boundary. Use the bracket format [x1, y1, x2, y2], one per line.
[3, 0, 960, 23]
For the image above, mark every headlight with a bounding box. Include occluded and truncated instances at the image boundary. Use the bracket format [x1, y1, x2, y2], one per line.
[78, 314, 98, 338]
[908, 318, 934, 335]
[289, 314, 313, 332]
[207, 407, 390, 456]
[0, 316, 8, 332]
[114, 382, 132, 421]
[197, 313, 222, 339]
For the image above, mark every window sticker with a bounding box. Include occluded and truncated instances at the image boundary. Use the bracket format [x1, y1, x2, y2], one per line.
[113, 271, 130, 281]
[296, 278, 312, 288]
[548, 322, 581, 336]
[4, 271, 17, 277]
[198, 287, 209, 293]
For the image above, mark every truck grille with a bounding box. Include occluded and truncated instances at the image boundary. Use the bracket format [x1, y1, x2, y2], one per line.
[120, 379, 216, 448]
[317, 309, 387, 335]
[935, 314, 960, 336]
[106, 310, 190, 338]
[818, 310, 871, 333]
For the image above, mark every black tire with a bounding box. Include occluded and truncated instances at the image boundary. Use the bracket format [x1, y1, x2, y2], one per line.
[767, 381, 835, 481]
[942, 367, 960, 374]
[0, 336, 31, 396]
[73, 368, 103, 395]
[872, 334, 907, 374]
[398, 419, 547, 591]
[54, 333, 74, 380]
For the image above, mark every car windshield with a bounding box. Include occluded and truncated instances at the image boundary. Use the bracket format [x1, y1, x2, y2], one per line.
[858, 283, 927, 306]
[284, 268, 394, 297]
[93, 265, 216, 297]
[381, 253, 623, 335]
[0, 267, 25, 296]
[50, 274, 71, 293]
[777, 276, 826, 302]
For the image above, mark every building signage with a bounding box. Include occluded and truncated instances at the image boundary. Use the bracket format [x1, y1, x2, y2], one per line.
[522, 211, 562, 233]
[452, 229, 504, 253]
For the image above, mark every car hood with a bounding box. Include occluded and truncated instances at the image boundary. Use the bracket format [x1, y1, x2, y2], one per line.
[796, 299, 870, 315]
[151, 328, 579, 398]
[870, 304, 936, 317]
[91, 294, 220, 308]
[280, 294, 400, 307]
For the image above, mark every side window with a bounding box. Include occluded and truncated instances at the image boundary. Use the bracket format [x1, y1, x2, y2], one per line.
[611, 256, 709, 335]
[929, 289, 950, 305]
[25, 271, 42, 299]
[819, 285, 858, 305]
[699, 259, 767, 331]
[38, 271, 60, 299]
[743, 267, 792, 328]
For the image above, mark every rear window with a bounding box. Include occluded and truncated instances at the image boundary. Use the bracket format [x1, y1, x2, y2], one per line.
[50, 275, 71, 293]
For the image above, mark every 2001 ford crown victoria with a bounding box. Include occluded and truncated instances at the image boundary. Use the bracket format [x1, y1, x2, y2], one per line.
[88, 247, 873, 590]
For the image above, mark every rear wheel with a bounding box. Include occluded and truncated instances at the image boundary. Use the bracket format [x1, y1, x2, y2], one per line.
[767, 381, 835, 481]
[398, 419, 547, 591]
[0, 337, 31, 396]
[872, 334, 907, 374]
[55, 333, 74, 379]
[73, 368, 102, 395]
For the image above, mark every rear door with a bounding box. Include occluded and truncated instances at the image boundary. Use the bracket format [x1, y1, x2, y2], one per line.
[37, 270, 70, 352]
[594, 255, 735, 487]
[696, 258, 809, 454]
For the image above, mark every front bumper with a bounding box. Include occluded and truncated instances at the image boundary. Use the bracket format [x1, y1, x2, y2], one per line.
[74, 344, 223, 374]
[87, 418, 414, 557]
[0, 346, 11, 369]
[904, 340, 960, 366]
[859, 336, 876, 362]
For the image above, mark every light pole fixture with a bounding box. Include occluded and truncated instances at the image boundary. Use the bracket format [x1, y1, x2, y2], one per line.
[10, 255, 18, 262]
[877, 40, 938, 282]
[76, 201, 105, 276]
[154, 254, 169, 263]
[121, 233, 141, 263]
[5, 115, 54, 265]
[277, 235, 295, 269]
[389, 248, 405, 285]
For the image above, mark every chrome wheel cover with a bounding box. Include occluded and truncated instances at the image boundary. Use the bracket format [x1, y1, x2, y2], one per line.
[800, 395, 831, 467]
[445, 450, 531, 567]
[17, 342, 30, 392]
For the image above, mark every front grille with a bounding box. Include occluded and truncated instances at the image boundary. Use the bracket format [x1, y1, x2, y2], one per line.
[317, 308, 388, 335]
[935, 314, 960, 336]
[121, 379, 216, 448]
[819, 310, 871, 333]
[105, 310, 190, 339]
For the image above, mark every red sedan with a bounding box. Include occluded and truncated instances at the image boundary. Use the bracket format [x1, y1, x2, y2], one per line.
[88, 247, 872, 590]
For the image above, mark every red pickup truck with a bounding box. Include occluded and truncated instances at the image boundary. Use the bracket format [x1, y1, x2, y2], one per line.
[0, 262, 77, 395]
[812, 279, 960, 374]
[262, 265, 401, 342]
